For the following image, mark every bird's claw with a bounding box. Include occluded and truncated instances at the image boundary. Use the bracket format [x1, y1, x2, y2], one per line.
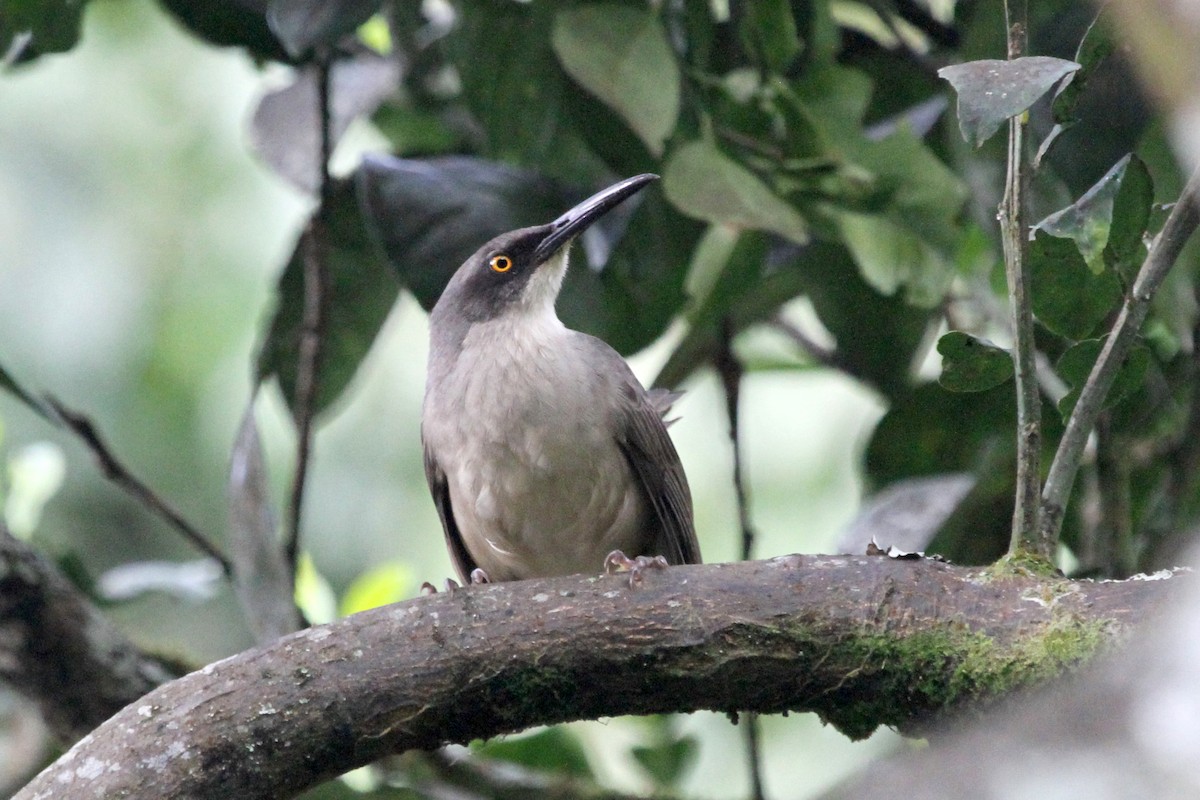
[420, 570, 490, 595]
[604, 550, 669, 587]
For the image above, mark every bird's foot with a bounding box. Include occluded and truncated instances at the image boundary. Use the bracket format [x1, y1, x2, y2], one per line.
[604, 550, 669, 588]
[420, 569, 490, 595]
[420, 579, 458, 594]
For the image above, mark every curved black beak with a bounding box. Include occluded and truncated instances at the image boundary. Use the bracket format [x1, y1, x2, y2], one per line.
[532, 173, 659, 264]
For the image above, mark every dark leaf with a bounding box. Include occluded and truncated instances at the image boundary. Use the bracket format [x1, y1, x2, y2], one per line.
[1029, 232, 1122, 340]
[937, 331, 1014, 392]
[258, 176, 401, 417]
[475, 728, 593, 779]
[864, 382, 1021, 564]
[251, 53, 400, 193]
[2, 0, 86, 63]
[448, 2, 590, 175]
[266, 0, 381, 59]
[738, 0, 800, 73]
[551, 4, 680, 157]
[1052, 8, 1113, 126]
[1056, 337, 1151, 419]
[1104, 153, 1153, 280]
[838, 473, 977, 555]
[228, 400, 301, 643]
[938, 56, 1080, 147]
[359, 154, 696, 355]
[1037, 9, 1113, 164]
[356, 154, 574, 310]
[158, 0, 290, 62]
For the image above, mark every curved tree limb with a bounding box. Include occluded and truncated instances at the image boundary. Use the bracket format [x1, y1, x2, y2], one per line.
[0, 525, 178, 745]
[14, 555, 1181, 800]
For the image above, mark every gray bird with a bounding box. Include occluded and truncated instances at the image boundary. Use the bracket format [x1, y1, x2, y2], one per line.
[421, 173, 701, 583]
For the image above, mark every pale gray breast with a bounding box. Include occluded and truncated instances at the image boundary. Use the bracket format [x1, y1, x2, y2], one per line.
[422, 311, 650, 579]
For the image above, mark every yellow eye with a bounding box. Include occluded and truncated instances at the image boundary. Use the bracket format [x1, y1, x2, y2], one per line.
[489, 255, 513, 273]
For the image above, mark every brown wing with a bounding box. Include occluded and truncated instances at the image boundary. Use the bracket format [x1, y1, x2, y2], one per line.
[616, 389, 702, 566]
[422, 438, 477, 583]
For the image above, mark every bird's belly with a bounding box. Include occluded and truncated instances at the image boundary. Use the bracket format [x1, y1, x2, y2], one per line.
[444, 418, 648, 580]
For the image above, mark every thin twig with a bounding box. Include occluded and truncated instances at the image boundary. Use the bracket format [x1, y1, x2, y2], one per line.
[283, 57, 334, 569]
[999, 0, 1043, 557]
[46, 398, 232, 576]
[713, 317, 766, 800]
[770, 314, 866, 382]
[1039, 165, 1200, 547]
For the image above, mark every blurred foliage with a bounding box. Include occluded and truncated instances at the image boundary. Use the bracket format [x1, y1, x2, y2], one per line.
[4, 0, 1200, 795]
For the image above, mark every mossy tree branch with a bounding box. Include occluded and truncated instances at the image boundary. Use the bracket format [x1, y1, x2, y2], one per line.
[15, 555, 1180, 800]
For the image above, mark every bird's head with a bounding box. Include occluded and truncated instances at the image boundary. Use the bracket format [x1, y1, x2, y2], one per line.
[432, 173, 658, 327]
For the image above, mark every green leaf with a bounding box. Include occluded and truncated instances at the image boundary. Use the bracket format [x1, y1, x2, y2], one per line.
[476, 728, 593, 779]
[294, 552, 338, 626]
[339, 563, 412, 616]
[656, 240, 929, 397]
[266, 0, 382, 59]
[1029, 232, 1122, 340]
[551, 4, 679, 157]
[937, 332, 1014, 393]
[631, 735, 698, 787]
[838, 212, 955, 308]
[938, 56, 1080, 147]
[663, 139, 808, 244]
[257, 176, 401, 419]
[1056, 337, 1151, 419]
[738, 0, 800, 73]
[1032, 156, 1127, 271]
[1104, 153, 1153, 280]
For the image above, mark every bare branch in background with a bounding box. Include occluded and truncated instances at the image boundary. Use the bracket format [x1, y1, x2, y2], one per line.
[284, 56, 335, 571]
[45, 397, 232, 576]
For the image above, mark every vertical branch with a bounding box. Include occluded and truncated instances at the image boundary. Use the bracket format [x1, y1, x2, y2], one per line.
[999, 0, 1044, 557]
[1039, 165, 1200, 548]
[284, 58, 334, 569]
[713, 318, 766, 800]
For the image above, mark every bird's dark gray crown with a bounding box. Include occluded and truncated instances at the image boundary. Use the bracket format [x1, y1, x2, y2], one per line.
[430, 224, 555, 328]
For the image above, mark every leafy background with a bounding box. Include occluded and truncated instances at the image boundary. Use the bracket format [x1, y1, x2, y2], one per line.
[1, 0, 1196, 797]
